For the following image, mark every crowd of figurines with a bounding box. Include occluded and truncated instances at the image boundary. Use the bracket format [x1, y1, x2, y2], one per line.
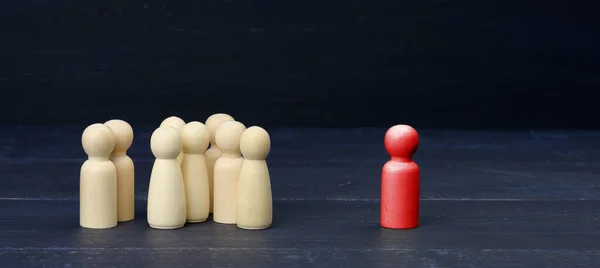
[79, 113, 273, 230]
[80, 113, 419, 231]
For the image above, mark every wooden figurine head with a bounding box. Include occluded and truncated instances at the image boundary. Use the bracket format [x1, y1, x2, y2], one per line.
[181, 121, 210, 154]
[160, 116, 185, 131]
[82, 123, 116, 158]
[384, 124, 419, 159]
[205, 113, 234, 145]
[150, 126, 182, 159]
[240, 126, 271, 160]
[104, 119, 134, 153]
[215, 121, 247, 155]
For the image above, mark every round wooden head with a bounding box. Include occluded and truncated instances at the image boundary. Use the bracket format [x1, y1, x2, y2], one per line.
[181, 121, 210, 154]
[384, 124, 419, 159]
[160, 116, 186, 131]
[205, 113, 234, 145]
[240, 126, 271, 160]
[104, 119, 134, 153]
[215, 121, 247, 155]
[82, 123, 116, 158]
[150, 126, 182, 159]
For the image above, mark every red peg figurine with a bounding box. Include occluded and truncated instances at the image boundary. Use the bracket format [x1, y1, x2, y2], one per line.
[381, 124, 420, 229]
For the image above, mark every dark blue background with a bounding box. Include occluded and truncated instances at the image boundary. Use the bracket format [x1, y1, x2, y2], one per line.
[1, 0, 598, 128]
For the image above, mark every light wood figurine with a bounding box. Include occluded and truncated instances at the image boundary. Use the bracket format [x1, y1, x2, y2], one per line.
[104, 119, 135, 222]
[147, 126, 187, 229]
[237, 126, 273, 230]
[80, 123, 118, 229]
[204, 113, 234, 213]
[160, 116, 186, 164]
[181, 121, 210, 223]
[213, 121, 246, 224]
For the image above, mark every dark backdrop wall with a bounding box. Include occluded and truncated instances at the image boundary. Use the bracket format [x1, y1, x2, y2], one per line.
[1, 0, 598, 128]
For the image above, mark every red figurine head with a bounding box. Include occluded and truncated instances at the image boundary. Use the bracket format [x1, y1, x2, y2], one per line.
[384, 124, 419, 159]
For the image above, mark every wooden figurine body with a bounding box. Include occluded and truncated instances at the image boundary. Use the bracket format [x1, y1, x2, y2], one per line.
[160, 116, 186, 164]
[104, 119, 135, 222]
[181, 121, 211, 223]
[237, 126, 272, 230]
[381, 124, 420, 229]
[213, 121, 246, 224]
[80, 123, 118, 229]
[147, 126, 187, 229]
[204, 113, 235, 213]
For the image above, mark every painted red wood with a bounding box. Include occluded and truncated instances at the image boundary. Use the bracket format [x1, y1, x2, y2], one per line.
[381, 124, 420, 229]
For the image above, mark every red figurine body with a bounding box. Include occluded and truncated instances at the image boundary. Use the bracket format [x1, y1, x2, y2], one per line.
[381, 124, 420, 229]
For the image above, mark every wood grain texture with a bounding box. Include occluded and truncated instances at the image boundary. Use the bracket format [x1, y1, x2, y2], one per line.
[0, 127, 599, 267]
[0, 200, 599, 267]
[3, 249, 600, 268]
[0, 0, 598, 127]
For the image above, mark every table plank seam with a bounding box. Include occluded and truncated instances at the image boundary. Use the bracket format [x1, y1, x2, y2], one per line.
[0, 197, 593, 202]
[1, 247, 599, 253]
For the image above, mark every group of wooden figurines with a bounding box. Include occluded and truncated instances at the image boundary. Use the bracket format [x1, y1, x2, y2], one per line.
[79, 113, 273, 230]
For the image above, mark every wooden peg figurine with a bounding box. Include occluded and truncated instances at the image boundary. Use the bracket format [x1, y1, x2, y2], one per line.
[160, 116, 186, 164]
[381, 124, 420, 229]
[204, 113, 235, 213]
[147, 126, 187, 229]
[237, 126, 273, 230]
[213, 121, 246, 224]
[80, 123, 118, 229]
[181, 121, 211, 223]
[104, 119, 135, 222]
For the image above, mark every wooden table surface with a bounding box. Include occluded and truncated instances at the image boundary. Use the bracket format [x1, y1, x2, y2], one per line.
[1, 126, 599, 267]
